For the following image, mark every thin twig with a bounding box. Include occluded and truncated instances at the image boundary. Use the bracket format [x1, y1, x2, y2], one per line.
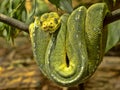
[0, 9, 120, 33]
[104, 8, 120, 26]
[0, 13, 29, 33]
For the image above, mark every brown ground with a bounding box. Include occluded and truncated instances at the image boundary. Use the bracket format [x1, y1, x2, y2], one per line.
[0, 34, 120, 90]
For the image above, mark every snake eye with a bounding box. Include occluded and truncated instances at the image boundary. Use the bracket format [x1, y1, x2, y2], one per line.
[49, 22, 53, 28]
[42, 14, 48, 19]
[49, 26, 53, 28]
[50, 22, 53, 25]
[40, 21, 42, 25]
[54, 18, 58, 24]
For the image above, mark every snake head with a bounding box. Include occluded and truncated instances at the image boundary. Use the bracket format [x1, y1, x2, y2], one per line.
[40, 12, 61, 33]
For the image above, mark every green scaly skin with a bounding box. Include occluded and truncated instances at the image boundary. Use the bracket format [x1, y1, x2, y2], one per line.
[29, 17, 51, 76]
[85, 3, 108, 76]
[29, 12, 61, 76]
[29, 3, 108, 87]
[45, 7, 87, 86]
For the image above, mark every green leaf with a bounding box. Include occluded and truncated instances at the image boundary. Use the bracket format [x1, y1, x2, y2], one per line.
[105, 20, 120, 52]
[48, 0, 73, 13]
[113, 0, 116, 5]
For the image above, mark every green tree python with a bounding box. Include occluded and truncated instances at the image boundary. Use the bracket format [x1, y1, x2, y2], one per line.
[29, 3, 108, 86]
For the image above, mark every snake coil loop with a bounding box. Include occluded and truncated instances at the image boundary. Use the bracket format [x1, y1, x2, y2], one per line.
[29, 3, 108, 86]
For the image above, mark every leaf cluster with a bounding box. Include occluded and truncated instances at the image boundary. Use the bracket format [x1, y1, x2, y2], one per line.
[0, 0, 26, 42]
[0, 0, 49, 43]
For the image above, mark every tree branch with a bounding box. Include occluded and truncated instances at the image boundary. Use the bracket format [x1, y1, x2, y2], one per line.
[104, 9, 120, 26]
[0, 9, 120, 33]
[0, 13, 29, 33]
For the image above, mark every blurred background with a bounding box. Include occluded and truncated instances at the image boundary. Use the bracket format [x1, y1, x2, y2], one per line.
[0, 0, 120, 90]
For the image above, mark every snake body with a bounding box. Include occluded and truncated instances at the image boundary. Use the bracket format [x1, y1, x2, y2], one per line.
[29, 3, 108, 86]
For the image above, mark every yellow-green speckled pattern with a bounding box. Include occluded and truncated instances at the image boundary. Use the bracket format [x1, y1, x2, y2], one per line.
[40, 12, 61, 33]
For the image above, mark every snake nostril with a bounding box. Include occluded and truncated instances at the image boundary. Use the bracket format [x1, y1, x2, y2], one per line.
[66, 55, 69, 67]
